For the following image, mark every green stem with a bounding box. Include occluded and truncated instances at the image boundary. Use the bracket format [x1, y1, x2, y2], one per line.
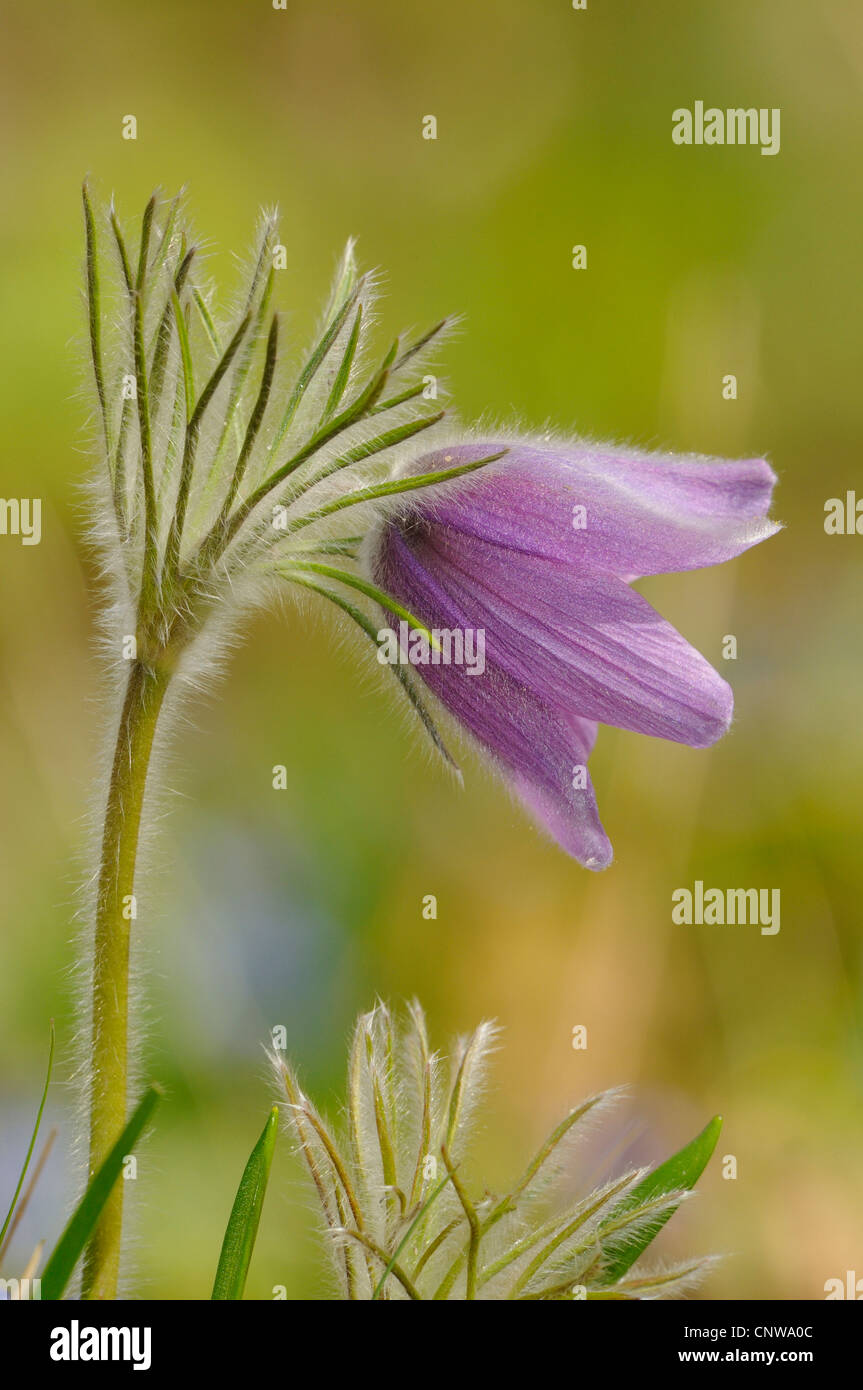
[80, 659, 170, 1299]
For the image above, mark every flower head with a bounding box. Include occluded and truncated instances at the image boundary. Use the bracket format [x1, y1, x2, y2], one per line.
[276, 1002, 720, 1300]
[371, 436, 780, 867]
[82, 186, 779, 868]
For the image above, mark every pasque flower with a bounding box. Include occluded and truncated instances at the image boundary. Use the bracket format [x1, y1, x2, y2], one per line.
[277, 1001, 721, 1300]
[77, 188, 485, 1296]
[371, 439, 779, 868]
[77, 185, 774, 1294]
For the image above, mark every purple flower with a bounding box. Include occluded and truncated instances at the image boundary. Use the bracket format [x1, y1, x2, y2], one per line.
[372, 437, 780, 868]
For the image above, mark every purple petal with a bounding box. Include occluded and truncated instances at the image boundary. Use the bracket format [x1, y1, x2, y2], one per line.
[380, 525, 733, 748]
[409, 441, 780, 579]
[370, 434, 778, 863]
[508, 711, 611, 869]
[376, 531, 612, 867]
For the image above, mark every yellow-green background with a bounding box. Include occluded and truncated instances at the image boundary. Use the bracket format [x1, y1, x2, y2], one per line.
[1, 0, 861, 1299]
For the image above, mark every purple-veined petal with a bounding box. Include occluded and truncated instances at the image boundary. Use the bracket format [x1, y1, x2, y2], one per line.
[379, 525, 733, 748]
[369, 431, 779, 864]
[376, 530, 612, 867]
[405, 441, 779, 579]
[507, 710, 611, 869]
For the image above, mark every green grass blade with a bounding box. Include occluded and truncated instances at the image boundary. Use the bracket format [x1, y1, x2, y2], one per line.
[40, 1084, 162, 1300]
[211, 1107, 279, 1300]
[0, 1021, 55, 1256]
[602, 1114, 722, 1282]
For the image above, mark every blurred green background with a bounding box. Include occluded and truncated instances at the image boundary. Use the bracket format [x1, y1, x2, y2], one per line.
[1, 0, 861, 1299]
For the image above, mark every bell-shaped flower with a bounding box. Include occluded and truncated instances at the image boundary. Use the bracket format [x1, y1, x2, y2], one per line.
[370, 437, 779, 868]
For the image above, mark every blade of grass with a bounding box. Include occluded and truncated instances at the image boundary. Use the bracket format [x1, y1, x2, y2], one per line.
[602, 1114, 722, 1282]
[0, 1128, 57, 1266]
[0, 1021, 55, 1257]
[40, 1084, 162, 1300]
[211, 1107, 279, 1300]
[21, 1239, 45, 1285]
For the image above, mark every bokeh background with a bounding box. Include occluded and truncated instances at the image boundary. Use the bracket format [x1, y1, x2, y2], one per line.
[1, 0, 861, 1299]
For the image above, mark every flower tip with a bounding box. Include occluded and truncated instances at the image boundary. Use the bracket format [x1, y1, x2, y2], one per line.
[583, 845, 614, 872]
[509, 771, 613, 870]
[575, 823, 614, 870]
[693, 674, 735, 748]
[750, 455, 778, 488]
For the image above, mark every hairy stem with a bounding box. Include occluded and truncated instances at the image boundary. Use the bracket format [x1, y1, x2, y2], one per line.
[81, 659, 170, 1299]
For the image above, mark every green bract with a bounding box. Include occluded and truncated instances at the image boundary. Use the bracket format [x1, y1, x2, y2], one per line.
[276, 1002, 720, 1300]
